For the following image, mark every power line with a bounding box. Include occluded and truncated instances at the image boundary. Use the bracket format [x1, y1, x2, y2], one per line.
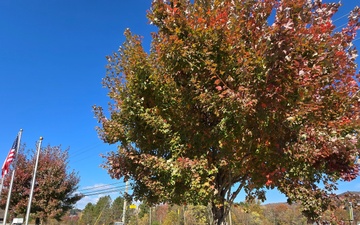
[70, 142, 104, 159]
[80, 185, 132, 197]
[76, 181, 133, 197]
[333, 12, 350, 23]
[81, 185, 128, 195]
[333, 22, 347, 31]
[354, 37, 360, 43]
[68, 141, 116, 164]
[82, 188, 131, 197]
[77, 181, 124, 192]
[71, 152, 106, 164]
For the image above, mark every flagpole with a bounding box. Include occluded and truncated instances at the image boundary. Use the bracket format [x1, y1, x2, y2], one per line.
[25, 136, 43, 225]
[0, 178, 4, 210]
[2, 129, 23, 225]
[0, 177, 4, 199]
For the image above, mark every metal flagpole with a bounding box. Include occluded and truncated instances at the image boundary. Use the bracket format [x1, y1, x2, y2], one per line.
[0, 178, 4, 199]
[25, 137, 43, 225]
[2, 129, 23, 225]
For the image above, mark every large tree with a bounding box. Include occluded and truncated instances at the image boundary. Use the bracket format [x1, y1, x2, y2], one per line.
[1, 145, 82, 223]
[94, 0, 360, 224]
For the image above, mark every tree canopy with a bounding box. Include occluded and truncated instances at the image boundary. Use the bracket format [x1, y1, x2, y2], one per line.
[95, 0, 360, 224]
[0, 145, 82, 223]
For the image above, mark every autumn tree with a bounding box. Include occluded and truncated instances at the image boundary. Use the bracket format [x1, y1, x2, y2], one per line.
[184, 205, 210, 225]
[162, 210, 179, 225]
[0, 145, 82, 224]
[321, 191, 360, 224]
[231, 200, 268, 225]
[263, 203, 307, 225]
[146, 204, 165, 225]
[94, 0, 360, 224]
[60, 209, 81, 225]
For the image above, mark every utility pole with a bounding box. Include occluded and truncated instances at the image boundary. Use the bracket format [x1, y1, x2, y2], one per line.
[183, 205, 186, 225]
[349, 202, 353, 225]
[149, 207, 152, 225]
[228, 206, 232, 225]
[122, 181, 129, 224]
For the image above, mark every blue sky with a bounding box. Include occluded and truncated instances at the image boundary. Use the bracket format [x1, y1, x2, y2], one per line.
[0, 0, 359, 209]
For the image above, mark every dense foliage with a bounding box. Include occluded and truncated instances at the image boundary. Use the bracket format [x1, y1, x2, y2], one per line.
[95, 0, 360, 224]
[0, 145, 82, 223]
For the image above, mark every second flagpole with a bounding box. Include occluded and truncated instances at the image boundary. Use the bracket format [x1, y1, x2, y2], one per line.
[2, 129, 23, 225]
[25, 136, 43, 225]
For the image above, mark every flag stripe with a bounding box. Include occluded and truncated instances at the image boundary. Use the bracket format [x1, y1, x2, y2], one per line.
[2, 137, 18, 177]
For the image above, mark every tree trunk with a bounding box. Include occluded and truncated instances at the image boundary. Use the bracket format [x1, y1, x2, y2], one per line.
[211, 203, 228, 225]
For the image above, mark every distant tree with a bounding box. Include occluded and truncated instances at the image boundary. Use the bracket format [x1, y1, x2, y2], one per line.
[154, 204, 169, 224]
[61, 209, 81, 225]
[163, 210, 179, 225]
[95, 0, 360, 224]
[184, 205, 209, 225]
[138, 202, 150, 219]
[264, 203, 307, 225]
[0, 145, 82, 224]
[322, 191, 360, 224]
[265, 203, 289, 225]
[126, 207, 138, 225]
[111, 196, 124, 222]
[79, 203, 95, 225]
[93, 196, 112, 225]
[110, 196, 138, 224]
[231, 200, 269, 225]
[137, 213, 150, 225]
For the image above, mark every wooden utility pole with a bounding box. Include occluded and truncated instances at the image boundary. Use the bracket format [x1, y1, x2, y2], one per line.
[122, 181, 129, 224]
[149, 207, 152, 225]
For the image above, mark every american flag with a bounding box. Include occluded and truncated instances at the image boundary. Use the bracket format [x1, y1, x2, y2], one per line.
[2, 137, 18, 177]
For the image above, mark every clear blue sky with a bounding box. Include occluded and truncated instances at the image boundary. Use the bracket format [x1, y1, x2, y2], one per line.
[0, 0, 359, 209]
